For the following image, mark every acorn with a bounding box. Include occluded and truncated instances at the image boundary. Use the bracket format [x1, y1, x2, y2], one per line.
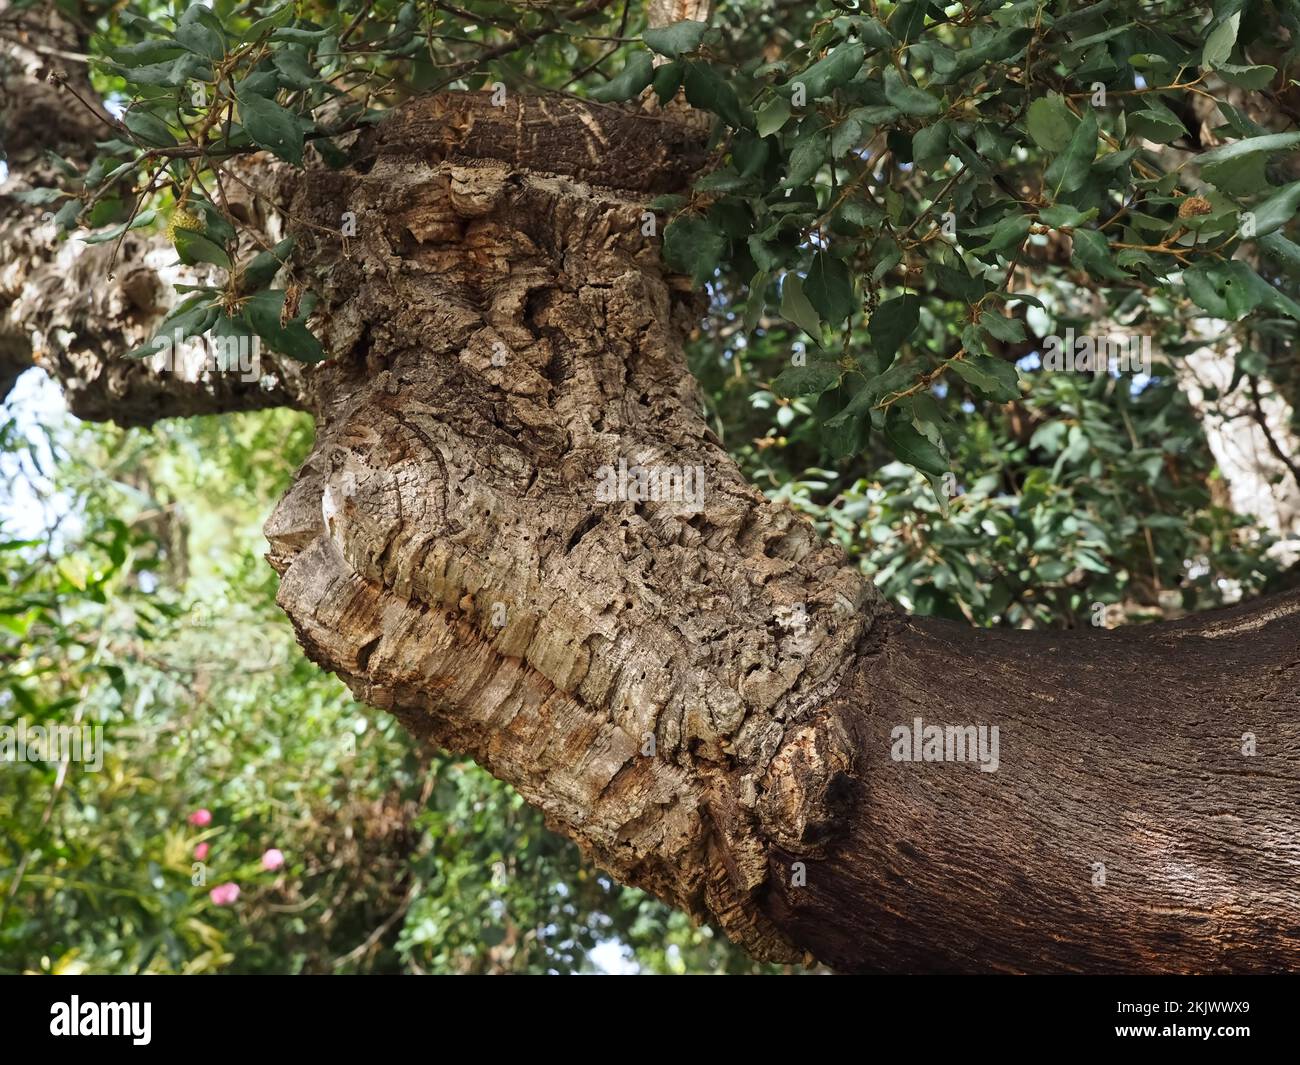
[167, 204, 203, 244]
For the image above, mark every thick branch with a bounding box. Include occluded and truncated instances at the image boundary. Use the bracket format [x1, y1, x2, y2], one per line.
[766, 593, 1300, 972]
[266, 93, 1300, 971]
[268, 93, 881, 961]
[0, 204, 308, 423]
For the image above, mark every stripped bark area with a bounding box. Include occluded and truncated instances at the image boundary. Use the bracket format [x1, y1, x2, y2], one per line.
[266, 94, 885, 961]
[770, 598, 1300, 972]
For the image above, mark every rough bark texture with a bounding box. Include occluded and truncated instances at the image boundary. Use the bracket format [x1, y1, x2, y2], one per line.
[262, 92, 1300, 971]
[266, 94, 882, 962]
[648, 0, 713, 27]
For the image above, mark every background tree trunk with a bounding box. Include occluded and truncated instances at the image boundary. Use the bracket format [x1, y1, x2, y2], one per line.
[0, 0, 309, 419]
[1175, 320, 1300, 569]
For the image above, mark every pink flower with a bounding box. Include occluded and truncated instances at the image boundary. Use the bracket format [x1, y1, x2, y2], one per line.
[187, 808, 212, 827]
[194, 842, 210, 861]
[209, 882, 240, 906]
[261, 848, 285, 872]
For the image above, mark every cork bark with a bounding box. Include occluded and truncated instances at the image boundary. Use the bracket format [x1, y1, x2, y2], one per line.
[4, 11, 1298, 967]
[262, 93, 1300, 970]
[265, 94, 883, 961]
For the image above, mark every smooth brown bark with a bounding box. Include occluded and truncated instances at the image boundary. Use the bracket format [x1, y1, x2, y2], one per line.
[767, 597, 1300, 972]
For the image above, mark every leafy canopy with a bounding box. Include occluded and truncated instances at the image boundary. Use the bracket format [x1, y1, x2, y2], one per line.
[23, 0, 1300, 482]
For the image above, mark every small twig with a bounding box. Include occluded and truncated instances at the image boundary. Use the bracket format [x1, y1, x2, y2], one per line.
[108, 162, 169, 278]
[1247, 375, 1300, 489]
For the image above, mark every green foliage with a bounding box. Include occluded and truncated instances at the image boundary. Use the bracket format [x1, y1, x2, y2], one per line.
[688, 311, 1285, 629]
[40, 1, 1300, 479]
[607, 0, 1300, 480]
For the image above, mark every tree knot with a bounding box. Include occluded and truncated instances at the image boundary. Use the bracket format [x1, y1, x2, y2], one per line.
[756, 715, 856, 857]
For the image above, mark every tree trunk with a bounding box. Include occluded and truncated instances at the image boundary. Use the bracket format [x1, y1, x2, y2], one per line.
[5, 16, 1298, 967]
[260, 94, 1300, 972]
[0, 0, 309, 418]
